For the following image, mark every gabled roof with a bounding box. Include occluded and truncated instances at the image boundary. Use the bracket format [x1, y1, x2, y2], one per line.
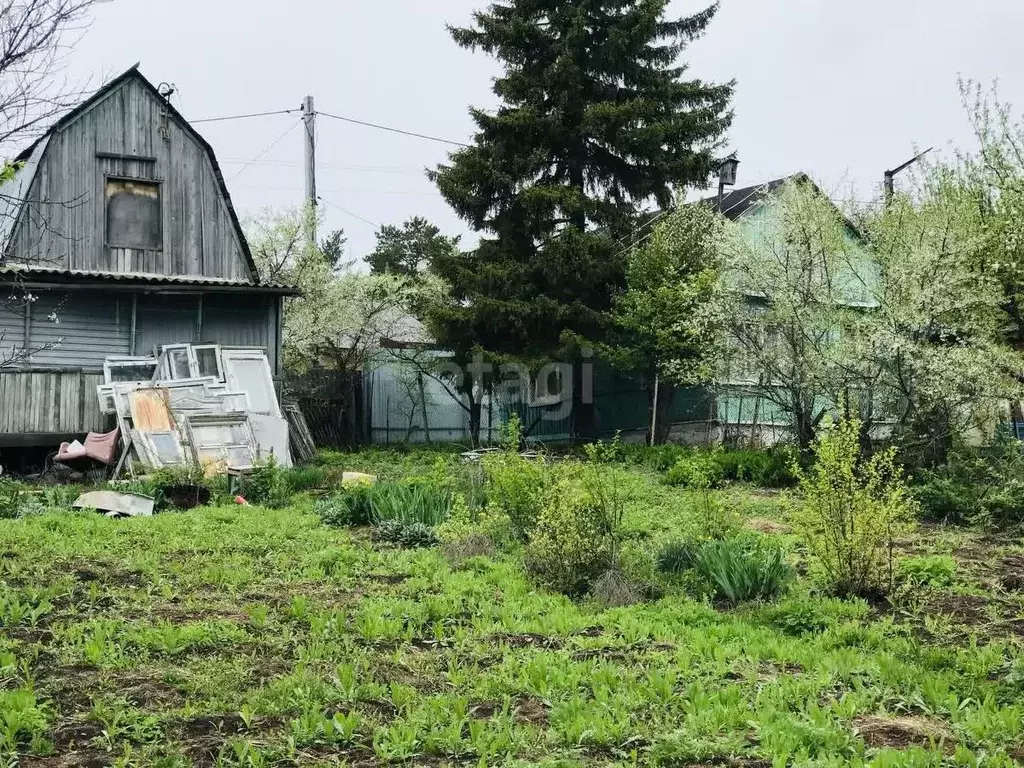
[699, 172, 864, 240]
[4, 64, 264, 284]
[700, 173, 804, 221]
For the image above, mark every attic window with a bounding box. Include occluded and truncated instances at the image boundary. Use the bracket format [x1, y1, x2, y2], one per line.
[106, 178, 162, 250]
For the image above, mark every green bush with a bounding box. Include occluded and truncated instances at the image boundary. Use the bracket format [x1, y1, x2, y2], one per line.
[665, 453, 724, 488]
[374, 520, 438, 548]
[913, 436, 1024, 527]
[665, 448, 797, 489]
[316, 484, 375, 527]
[693, 536, 792, 604]
[243, 458, 292, 508]
[524, 466, 615, 597]
[791, 417, 916, 598]
[482, 416, 549, 538]
[369, 481, 452, 527]
[898, 555, 957, 588]
[717, 448, 798, 488]
[758, 595, 869, 636]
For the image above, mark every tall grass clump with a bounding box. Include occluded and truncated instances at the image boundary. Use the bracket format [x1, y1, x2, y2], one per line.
[694, 537, 791, 604]
[369, 482, 453, 527]
[791, 417, 916, 598]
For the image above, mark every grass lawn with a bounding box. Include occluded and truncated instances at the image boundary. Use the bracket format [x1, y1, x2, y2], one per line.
[1, 450, 1024, 766]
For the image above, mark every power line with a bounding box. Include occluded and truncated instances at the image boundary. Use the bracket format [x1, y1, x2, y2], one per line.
[219, 158, 426, 174]
[317, 109, 470, 148]
[319, 196, 380, 229]
[192, 108, 299, 124]
[227, 121, 303, 182]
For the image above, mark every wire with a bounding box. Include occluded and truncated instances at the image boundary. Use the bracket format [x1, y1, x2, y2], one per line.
[227, 121, 303, 182]
[317, 109, 470, 148]
[319, 196, 380, 229]
[192, 108, 299, 124]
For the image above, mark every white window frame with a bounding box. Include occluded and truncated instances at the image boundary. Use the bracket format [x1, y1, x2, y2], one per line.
[221, 348, 280, 417]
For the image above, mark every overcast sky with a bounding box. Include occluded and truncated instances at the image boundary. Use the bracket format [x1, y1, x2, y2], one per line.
[62, 0, 1024, 262]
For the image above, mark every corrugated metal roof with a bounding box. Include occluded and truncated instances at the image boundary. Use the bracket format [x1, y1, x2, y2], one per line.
[0, 264, 299, 294]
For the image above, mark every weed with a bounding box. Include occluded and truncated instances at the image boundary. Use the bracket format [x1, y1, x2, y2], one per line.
[694, 536, 792, 604]
[316, 484, 374, 527]
[242, 457, 291, 508]
[656, 540, 699, 575]
[374, 520, 438, 548]
[666, 452, 725, 489]
[369, 481, 452, 527]
[899, 555, 957, 588]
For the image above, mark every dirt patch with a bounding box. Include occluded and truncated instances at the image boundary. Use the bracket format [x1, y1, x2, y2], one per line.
[68, 562, 146, 589]
[365, 573, 410, 585]
[172, 713, 249, 765]
[20, 754, 110, 768]
[999, 554, 1024, 592]
[151, 604, 250, 623]
[855, 715, 954, 750]
[513, 695, 549, 726]
[36, 665, 101, 715]
[744, 517, 791, 535]
[492, 632, 563, 649]
[757, 660, 803, 681]
[470, 700, 502, 719]
[117, 672, 187, 710]
[51, 720, 104, 751]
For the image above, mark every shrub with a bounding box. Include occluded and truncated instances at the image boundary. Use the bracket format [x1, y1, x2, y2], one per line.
[591, 568, 643, 608]
[665, 453, 724, 489]
[524, 468, 614, 597]
[759, 595, 869, 636]
[898, 555, 957, 588]
[369, 481, 452, 527]
[482, 422, 549, 539]
[762, 597, 834, 635]
[913, 436, 1024, 527]
[791, 417, 916, 598]
[717, 448, 798, 488]
[316, 484, 374, 527]
[693, 536, 792, 604]
[243, 458, 292, 508]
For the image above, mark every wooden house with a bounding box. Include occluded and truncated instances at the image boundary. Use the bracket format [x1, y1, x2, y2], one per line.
[0, 65, 296, 448]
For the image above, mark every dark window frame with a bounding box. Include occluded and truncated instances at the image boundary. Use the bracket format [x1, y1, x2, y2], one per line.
[103, 174, 164, 252]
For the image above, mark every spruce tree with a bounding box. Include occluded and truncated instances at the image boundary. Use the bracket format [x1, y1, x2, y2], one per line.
[430, 0, 733, 438]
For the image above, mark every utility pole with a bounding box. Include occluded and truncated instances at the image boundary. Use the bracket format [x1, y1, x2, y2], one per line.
[302, 95, 317, 246]
[884, 147, 933, 207]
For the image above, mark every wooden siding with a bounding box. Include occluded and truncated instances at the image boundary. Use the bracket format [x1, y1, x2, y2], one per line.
[8, 76, 252, 282]
[0, 289, 278, 441]
[135, 294, 200, 357]
[0, 304, 25, 362]
[0, 370, 107, 443]
[30, 292, 131, 369]
[202, 294, 275, 368]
